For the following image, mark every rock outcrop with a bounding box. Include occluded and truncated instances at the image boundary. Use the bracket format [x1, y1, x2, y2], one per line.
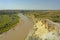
[25, 19, 60, 40]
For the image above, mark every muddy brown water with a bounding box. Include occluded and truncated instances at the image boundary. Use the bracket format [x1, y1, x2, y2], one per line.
[0, 13, 33, 40]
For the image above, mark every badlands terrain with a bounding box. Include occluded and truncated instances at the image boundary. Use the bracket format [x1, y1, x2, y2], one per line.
[0, 10, 60, 40]
[23, 10, 60, 40]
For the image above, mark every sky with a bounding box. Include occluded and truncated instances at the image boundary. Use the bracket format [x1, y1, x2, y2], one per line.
[0, 0, 60, 10]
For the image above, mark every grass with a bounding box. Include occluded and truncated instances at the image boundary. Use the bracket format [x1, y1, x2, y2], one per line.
[0, 13, 19, 34]
[23, 10, 60, 23]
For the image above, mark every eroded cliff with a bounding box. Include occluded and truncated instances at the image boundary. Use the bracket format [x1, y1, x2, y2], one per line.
[25, 19, 60, 40]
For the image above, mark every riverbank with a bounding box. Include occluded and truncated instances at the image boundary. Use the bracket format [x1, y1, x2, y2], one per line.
[0, 13, 33, 40]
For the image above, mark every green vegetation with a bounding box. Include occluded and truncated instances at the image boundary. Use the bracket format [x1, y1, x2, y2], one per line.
[0, 13, 19, 34]
[23, 10, 60, 23]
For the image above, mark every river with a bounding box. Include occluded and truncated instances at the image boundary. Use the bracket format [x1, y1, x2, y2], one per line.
[0, 13, 33, 40]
